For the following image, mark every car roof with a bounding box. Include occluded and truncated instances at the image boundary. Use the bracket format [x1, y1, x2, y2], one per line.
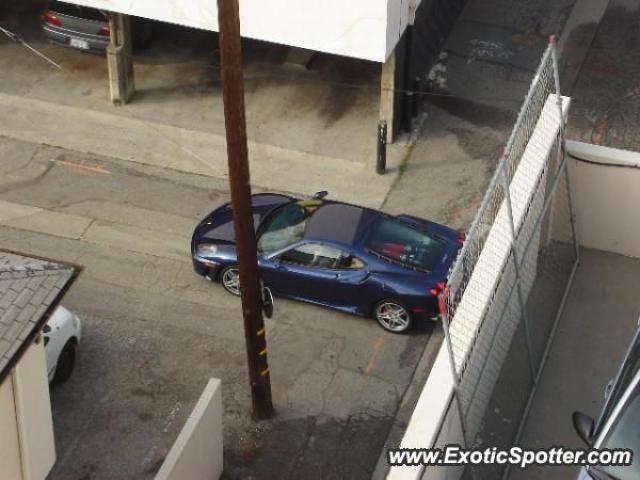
[303, 202, 381, 246]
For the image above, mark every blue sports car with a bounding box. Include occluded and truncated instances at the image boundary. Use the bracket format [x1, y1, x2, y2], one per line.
[191, 192, 463, 333]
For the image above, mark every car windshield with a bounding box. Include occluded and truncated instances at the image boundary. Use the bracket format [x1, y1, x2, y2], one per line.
[363, 217, 447, 272]
[257, 202, 315, 254]
[596, 377, 640, 480]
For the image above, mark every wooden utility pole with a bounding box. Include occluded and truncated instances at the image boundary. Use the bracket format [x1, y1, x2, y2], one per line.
[217, 0, 274, 419]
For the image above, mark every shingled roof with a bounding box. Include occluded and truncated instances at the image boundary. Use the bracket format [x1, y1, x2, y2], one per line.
[0, 251, 78, 384]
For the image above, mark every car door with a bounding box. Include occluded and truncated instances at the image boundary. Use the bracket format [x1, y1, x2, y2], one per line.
[261, 242, 358, 306]
[594, 325, 640, 434]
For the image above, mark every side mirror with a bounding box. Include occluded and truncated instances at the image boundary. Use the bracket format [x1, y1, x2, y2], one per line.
[312, 191, 328, 200]
[262, 286, 274, 319]
[572, 411, 595, 447]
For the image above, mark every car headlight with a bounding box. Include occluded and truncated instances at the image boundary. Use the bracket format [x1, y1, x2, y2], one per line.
[197, 244, 218, 257]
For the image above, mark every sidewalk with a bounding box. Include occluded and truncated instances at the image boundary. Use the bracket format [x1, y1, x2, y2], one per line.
[0, 92, 398, 208]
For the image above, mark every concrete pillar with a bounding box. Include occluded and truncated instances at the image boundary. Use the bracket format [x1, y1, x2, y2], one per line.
[379, 50, 396, 144]
[107, 13, 135, 105]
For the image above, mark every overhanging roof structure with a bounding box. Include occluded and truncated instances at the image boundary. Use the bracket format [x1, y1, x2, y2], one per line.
[60, 0, 418, 62]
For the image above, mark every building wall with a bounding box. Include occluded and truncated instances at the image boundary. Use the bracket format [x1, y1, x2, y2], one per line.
[155, 379, 223, 480]
[553, 141, 640, 259]
[392, 0, 468, 136]
[0, 339, 56, 480]
[13, 338, 57, 480]
[0, 378, 23, 480]
[59, 0, 413, 62]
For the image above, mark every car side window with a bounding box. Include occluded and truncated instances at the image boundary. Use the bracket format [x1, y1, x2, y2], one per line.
[594, 329, 640, 440]
[279, 244, 364, 270]
[603, 343, 640, 423]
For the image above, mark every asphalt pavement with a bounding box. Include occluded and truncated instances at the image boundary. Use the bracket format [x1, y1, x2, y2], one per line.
[0, 134, 439, 479]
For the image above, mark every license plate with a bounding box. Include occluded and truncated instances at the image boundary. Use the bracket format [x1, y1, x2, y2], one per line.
[69, 38, 89, 50]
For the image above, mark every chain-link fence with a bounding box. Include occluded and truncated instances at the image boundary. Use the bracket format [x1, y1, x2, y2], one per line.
[439, 38, 579, 480]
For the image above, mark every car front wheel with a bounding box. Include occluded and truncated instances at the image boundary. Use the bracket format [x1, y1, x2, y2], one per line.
[374, 301, 412, 333]
[53, 341, 76, 384]
[220, 265, 241, 296]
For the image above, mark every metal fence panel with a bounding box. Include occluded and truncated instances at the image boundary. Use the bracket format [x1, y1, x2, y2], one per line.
[440, 38, 579, 480]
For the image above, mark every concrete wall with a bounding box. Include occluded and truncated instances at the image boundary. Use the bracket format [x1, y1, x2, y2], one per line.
[0, 338, 56, 480]
[155, 379, 223, 480]
[554, 141, 640, 259]
[0, 378, 22, 480]
[423, 399, 465, 480]
[386, 345, 455, 480]
[60, 0, 417, 62]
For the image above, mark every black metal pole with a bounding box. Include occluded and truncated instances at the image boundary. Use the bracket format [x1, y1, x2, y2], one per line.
[377, 120, 387, 175]
[217, 0, 274, 420]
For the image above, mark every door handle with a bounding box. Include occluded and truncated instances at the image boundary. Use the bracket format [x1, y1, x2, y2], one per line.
[335, 271, 370, 283]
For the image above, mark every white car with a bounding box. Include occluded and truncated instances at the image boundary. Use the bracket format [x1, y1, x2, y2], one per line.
[43, 306, 82, 383]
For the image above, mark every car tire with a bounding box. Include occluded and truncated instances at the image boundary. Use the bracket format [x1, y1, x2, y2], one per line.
[220, 265, 241, 297]
[374, 300, 412, 333]
[53, 341, 76, 384]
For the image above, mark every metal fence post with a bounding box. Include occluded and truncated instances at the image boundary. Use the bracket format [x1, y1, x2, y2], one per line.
[550, 35, 580, 260]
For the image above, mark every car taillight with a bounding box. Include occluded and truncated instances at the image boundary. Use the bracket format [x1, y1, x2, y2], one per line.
[457, 232, 466, 246]
[98, 25, 110, 36]
[44, 11, 62, 27]
[429, 281, 446, 297]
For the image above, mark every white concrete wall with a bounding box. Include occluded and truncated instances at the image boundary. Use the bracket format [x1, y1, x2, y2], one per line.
[155, 379, 223, 480]
[13, 338, 57, 480]
[387, 345, 455, 480]
[386, 0, 411, 59]
[0, 378, 23, 480]
[0, 339, 56, 480]
[60, 0, 413, 62]
[558, 141, 640, 259]
[422, 398, 464, 480]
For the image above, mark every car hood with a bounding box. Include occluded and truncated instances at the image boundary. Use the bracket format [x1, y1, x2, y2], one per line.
[194, 193, 294, 246]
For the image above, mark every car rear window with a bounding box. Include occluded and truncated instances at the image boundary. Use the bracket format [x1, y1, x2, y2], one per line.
[49, 1, 107, 21]
[363, 217, 447, 272]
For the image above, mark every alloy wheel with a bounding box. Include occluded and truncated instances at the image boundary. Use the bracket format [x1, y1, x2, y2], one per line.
[221, 267, 241, 296]
[375, 302, 411, 333]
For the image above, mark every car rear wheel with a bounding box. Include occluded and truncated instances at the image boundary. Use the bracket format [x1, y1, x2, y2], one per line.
[53, 341, 76, 384]
[374, 301, 412, 333]
[220, 266, 241, 296]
